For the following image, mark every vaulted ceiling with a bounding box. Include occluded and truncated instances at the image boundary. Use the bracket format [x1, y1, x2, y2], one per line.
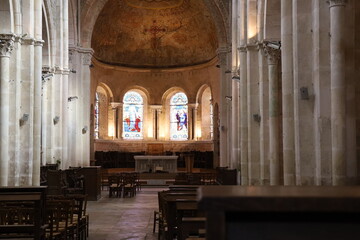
[91, 0, 218, 68]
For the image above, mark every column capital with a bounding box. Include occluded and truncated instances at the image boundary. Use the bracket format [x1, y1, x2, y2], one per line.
[150, 105, 162, 113]
[0, 34, 15, 57]
[216, 46, 231, 66]
[263, 42, 281, 65]
[328, 0, 347, 8]
[188, 103, 199, 109]
[21, 37, 35, 46]
[110, 102, 122, 109]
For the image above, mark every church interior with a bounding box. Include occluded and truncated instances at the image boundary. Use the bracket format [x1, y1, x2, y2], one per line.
[1, 0, 360, 239]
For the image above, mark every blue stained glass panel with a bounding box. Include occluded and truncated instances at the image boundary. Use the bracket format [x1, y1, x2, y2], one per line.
[123, 91, 143, 140]
[170, 92, 188, 140]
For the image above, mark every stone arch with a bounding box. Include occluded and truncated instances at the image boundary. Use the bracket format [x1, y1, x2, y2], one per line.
[196, 84, 212, 105]
[0, 0, 14, 33]
[80, 0, 229, 48]
[97, 82, 114, 102]
[264, 0, 281, 41]
[119, 85, 150, 105]
[195, 84, 213, 140]
[42, 0, 56, 68]
[42, 4, 51, 67]
[68, 0, 78, 46]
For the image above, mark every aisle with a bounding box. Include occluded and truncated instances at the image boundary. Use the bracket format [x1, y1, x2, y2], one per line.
[87, 187, 166, 240]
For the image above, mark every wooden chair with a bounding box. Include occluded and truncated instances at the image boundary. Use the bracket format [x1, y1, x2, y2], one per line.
[108, 175, 122, 198]
[123, 173, 136, 198]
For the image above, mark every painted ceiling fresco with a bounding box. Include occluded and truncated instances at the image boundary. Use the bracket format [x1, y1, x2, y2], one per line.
[91, 0, 218, 68]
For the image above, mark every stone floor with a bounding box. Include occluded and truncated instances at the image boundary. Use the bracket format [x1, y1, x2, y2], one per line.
[87, 187, 166, 240]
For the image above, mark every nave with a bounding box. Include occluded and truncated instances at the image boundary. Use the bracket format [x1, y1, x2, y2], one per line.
[87, 188, 162, 240]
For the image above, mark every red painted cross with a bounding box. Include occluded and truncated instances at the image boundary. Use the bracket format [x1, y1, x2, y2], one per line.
[144, 20, 166, 49]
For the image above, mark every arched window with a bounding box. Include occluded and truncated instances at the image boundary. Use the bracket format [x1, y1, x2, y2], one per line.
[94, 92, 100, 139]
[170, 92, 188, 140]
[123, 91, 143, 140]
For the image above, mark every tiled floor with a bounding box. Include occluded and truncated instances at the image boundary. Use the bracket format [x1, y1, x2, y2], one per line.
[87, 187, 166, 240]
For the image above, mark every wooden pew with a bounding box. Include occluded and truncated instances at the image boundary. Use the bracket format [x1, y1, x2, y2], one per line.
[0, 187, 47, 240]
[198, 186, 360, 240]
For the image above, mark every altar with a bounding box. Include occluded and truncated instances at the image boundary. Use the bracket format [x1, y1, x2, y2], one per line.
[134, 155, 178, 173]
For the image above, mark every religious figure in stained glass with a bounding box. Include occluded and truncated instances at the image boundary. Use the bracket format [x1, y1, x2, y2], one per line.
[94, 92, 100, 139]
[170, 92, 188, 140]
[123, 91, 144, 139]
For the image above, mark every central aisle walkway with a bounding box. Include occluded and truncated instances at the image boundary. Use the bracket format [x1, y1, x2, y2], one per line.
[87, 187, 166, 240]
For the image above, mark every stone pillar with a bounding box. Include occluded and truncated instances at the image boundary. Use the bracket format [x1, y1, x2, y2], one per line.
[41, 68, 54, 166]
[329, 0, 347, 185]
[110, 102, 121, 139]
[20, 37, 35, 185]
[33, 39, 44, 185]
[188, 103, 198, 140]
[281, 0, 296, 185]
[264, 44, 281, 185]
[217, 47, 231, 167]
[150, 105, 162, 140]
[247, 43, 260, 185]
[0, 34, 15, 186]
[117, 103, 123, 139]
[239, 46, 248, 185]
[80, 48, 93, 166]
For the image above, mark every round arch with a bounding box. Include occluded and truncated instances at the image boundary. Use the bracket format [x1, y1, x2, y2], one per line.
[0, 0, 14, 33]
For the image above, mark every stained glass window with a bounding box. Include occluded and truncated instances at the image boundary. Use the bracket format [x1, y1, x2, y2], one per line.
[170, 92, 188, 140]
[94, 92, 99, 139]
[123, 91, 143, 140]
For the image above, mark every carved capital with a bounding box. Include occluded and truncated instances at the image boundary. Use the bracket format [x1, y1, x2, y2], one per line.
[0, 34, 15, 57]
[238, 46, 247, 53]
[216, 46, 231, 66]
[110, 102, 122, 109]
[263, 43, 281, 65]
[22, 37, 35, 46]
[328, 0, 347, 8]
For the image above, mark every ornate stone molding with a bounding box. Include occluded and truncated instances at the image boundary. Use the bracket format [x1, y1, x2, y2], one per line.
[263, 43, 281, 65]
[246, 43, 260, 52]
[216, 46, 231, 66]
[21, 37, 35, 46]
[238, 46, 247, 53]
[0, 34, 15, 57]
[110, 102, 122, 109]
[328, 0, 347, 8]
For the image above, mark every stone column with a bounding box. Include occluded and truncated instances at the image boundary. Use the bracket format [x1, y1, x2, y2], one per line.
[281, 0, 295, 185]
[188, 103, 197, 140]
[117, 103, 124, 139]
[247, 43, 260, 185]
[217, 47, 231, 167]
[264, 44, 281, 185]
[0, 34, 15, 186]
[110, 102, 121, 139]
[150, 105, 162, 140]
[329, 0, 347, 185]
[80, 48, 93, 166]
[33, 39, 44, 185]
[239, 46, 248, 185]
[41, 68, 54, 166]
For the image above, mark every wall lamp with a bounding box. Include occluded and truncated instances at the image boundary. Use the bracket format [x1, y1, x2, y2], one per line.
[225, 96, 232, 101]
[19, 113, 29, 126]
[68, 96, 78, 102]
[265, 41, 281, 50]
[253, 114, 261, 123]
[53, 116, 60, 125]
[232, 76, 240, 81]
[82, 126, 88, 134]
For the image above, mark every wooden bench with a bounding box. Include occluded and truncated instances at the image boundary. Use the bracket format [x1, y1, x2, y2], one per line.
[0, 187, 47, 240]
[198, 186, 360, 240]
